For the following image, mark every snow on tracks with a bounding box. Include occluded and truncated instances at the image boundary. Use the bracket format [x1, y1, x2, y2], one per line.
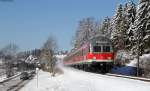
[0, 73, 21, 84]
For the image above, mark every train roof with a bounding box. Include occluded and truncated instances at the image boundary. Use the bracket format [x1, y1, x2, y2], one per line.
[90, 35, 112, 44]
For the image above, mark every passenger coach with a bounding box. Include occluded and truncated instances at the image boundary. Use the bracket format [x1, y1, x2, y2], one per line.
[64, 35, 115, 73]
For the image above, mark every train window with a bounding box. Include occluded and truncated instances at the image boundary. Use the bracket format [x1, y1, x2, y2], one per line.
[93, 46, 101, 52]
[103, 46, 110, 52]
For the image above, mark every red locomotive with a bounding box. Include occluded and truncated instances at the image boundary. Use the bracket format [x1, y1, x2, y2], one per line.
[64, 36, 115, 73]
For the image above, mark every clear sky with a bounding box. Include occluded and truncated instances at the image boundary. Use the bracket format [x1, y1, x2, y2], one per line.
[0, 0, 137, 51]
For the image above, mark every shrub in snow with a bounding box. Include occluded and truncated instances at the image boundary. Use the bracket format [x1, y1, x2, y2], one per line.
[115, 50, 134, 66]
[51, 55, 65, 77]
[139, 54, 150, 78]
[126, 54, 150, 78]
[52, 66, 64, 77]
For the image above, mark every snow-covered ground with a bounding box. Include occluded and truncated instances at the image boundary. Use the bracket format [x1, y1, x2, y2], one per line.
[0, 75, 6, 82]
[20, 67, 150, 91]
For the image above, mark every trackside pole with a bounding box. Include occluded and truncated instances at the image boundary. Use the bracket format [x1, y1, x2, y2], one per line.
[36, 67, 39, 88]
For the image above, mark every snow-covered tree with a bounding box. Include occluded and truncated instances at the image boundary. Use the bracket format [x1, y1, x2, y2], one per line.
[74, 17, 96, 48]
[41, 35, 58, 73]
[96, 17, 111, 37]
[124, 1, 137, 50]
[1, 43, 19, 77]
[42, 36, 57, 52]
[143, 0, 150, 53]
[111, 1, 137, 51]
[124, 1, 136, 26]
[111, 4, 128, 50]
[131, 0, 150, 55]
[1, 43, 19, 57]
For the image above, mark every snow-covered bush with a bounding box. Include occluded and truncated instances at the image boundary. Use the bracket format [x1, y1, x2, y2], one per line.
[126, 54, 150, 78]
[140, 54, 150, 78]
[115, 50, 134, 66]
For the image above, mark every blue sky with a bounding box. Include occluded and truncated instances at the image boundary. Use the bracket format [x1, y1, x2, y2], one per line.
[0, 0, 137, 51]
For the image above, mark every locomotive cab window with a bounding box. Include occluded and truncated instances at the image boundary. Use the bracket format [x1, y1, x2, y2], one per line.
[93, 46, 101, 52]
[103, 46, 111, 52]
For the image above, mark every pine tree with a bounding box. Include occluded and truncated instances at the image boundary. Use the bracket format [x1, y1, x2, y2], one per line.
[143, 0, 150, 53]
[124, 1, 137, 50]
[98, 17, 111, 37]
[131, 0, 150, 55]
[124, 1, 136, 25]
[111, 4, 127, 50]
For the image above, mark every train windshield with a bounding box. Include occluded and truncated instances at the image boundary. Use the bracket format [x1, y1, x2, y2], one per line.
[93, 46, 101, 52]
[103, 46, 111, 52]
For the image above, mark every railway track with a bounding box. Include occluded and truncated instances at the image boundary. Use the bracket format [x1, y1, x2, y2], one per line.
[0, 73, 21, 84]
[0, 72, 34, 91]
[6, 79, 30, 91]
[105, 73, 150, 82]
[0, 73, 22, 91]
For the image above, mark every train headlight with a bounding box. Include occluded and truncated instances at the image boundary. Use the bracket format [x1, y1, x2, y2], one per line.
[108, 57, 111, 60]
[93, 57, 96, 60]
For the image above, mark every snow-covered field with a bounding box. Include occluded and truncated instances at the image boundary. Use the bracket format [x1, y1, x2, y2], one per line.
[20, 67, 150, 91]
[0, 75, 6, 82]
[0, 68, 6, 82]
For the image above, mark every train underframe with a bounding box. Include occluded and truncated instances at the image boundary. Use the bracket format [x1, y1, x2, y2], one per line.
[70, 62, 114, 73]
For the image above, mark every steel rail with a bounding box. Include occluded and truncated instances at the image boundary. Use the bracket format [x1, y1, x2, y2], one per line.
[106, 73, 150, 82]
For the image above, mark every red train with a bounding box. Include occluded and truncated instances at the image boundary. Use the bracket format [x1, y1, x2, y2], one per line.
[64, 36, 115, 73]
